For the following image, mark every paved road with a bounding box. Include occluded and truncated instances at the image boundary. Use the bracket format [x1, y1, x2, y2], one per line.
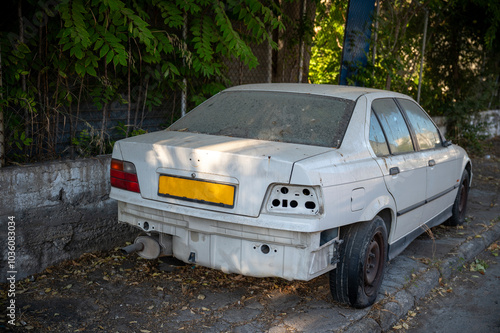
[395, 239, 500, 333]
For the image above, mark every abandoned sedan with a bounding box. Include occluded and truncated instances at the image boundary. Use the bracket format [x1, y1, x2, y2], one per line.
[110, 84, 471, 308]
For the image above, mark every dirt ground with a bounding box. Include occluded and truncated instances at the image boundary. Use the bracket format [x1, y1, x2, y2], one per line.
[2, 137, 499, 332]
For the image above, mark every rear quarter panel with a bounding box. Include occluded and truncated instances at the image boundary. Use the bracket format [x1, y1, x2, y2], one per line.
[291, 95, 397, 235]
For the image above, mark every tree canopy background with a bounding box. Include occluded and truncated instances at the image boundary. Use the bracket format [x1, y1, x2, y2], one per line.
[0, 0, 286, 164]
[310, 0, 500, 150]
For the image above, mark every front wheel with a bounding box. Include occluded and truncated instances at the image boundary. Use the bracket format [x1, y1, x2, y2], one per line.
[329, 216, 388, 308]
[445, 170, 470, 226]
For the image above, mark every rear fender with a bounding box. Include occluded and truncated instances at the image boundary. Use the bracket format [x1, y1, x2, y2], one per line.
[359, 194, 396, 239]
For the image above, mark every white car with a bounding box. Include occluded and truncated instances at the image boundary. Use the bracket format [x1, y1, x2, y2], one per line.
[110, 84, 471, 308]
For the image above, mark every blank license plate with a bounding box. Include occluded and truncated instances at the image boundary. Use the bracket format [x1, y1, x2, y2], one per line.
[158, 175, 235, 208]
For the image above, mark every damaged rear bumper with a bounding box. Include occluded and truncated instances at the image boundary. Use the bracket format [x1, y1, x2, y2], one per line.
[117, 201, 340, 281]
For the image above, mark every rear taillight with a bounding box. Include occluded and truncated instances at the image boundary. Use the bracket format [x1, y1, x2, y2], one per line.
[110, 159, 140, 193]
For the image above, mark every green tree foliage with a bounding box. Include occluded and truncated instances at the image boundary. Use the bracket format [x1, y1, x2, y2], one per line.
[351, 1, 434, 96]
[423, 0, 500, 150]
[0, 0, 284, 162]
[309, 0, 347, 84]
[310, 0, 500, 151]
[311, 0, 431, 91]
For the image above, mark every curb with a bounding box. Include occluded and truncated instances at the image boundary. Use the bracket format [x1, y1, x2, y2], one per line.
[344, 221, 500, 333]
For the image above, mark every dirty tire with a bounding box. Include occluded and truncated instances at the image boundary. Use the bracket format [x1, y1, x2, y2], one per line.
[329, 216, 387, 308]
[445, 170, 470, 226]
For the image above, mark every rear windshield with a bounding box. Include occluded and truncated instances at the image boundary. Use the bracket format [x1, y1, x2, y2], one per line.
[168, 90, 355, 148]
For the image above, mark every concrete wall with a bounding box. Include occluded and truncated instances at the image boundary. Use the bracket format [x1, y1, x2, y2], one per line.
[0, 155, 136, 282]
[474, 110, 500, 137]
[433, 110, 500, 138]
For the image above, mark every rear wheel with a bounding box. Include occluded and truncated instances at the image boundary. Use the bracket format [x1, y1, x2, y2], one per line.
[445, 170, 470, 226]
[329, 216, 387, 308]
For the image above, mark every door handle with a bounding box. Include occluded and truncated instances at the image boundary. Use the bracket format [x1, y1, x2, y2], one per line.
[389, 167, 400, 175]
[428, 159, 436, 167]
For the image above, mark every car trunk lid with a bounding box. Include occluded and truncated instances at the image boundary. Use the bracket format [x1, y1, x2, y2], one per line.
[116, 131, 332, 217]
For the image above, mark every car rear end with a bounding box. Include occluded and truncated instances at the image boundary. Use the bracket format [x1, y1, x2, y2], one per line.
[110, 133, 338, 281]
[110, 85, 361, 281]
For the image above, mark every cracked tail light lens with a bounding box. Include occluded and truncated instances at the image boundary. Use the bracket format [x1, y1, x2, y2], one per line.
[265, 185, 322, 215]
[110, 159, 140, 193]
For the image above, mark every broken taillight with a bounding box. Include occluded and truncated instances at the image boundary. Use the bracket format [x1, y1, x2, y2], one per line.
[110, 158, 140, 193]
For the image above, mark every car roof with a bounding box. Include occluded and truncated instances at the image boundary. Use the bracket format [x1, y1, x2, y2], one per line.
[224, 83, 409, 101]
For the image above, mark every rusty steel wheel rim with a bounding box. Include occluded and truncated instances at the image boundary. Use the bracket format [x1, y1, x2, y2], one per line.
[364, 231, 385, 296]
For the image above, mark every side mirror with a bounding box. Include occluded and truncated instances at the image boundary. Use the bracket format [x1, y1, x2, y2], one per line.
[443, 140, 452, 147]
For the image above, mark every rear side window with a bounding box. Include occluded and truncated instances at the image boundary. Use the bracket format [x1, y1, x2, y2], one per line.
[369, 112, 390, 156]
[397, 99, 442, 150]
[372, 99, 414, 154]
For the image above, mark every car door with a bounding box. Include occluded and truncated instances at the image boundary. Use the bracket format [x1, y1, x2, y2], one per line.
[396, 98, 459, 225]
[369, 99, 427, 242]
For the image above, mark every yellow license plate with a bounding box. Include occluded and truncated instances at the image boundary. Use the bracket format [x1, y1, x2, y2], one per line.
[158, 175, 235, 208]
